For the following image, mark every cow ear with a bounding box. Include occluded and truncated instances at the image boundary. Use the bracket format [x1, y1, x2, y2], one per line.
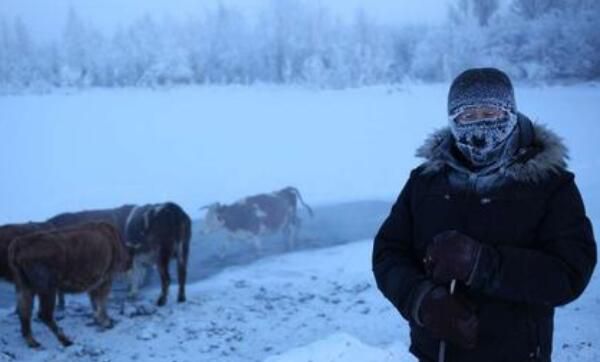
[144, 204, 166, 228]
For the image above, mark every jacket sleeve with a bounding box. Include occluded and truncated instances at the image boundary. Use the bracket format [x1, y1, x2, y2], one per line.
[470, 172, 597, 306]
[372, 171, 435, 322]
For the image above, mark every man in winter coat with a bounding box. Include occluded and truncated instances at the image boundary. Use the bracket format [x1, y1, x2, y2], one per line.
[372, 67, 596, 362]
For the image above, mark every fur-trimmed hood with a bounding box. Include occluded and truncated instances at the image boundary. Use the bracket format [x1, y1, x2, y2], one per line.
[415, 117, 569, 183]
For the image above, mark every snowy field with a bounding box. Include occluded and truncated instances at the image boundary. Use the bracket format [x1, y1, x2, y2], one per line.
[0, 240, 598, 362]
[0, 84, 599, 361]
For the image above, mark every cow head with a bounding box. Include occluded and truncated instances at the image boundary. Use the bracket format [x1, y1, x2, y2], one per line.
[200, 202, 224, 234]
[126, 204, 166, 250]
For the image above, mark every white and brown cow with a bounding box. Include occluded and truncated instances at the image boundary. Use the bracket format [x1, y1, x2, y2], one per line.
[202, 186, 313, 253]
[47, 202, 191, 306]
[9, 222, 127, 348]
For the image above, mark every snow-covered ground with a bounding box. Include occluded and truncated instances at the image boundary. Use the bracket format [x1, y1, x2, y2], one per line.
[0, 239, 598, 362]
[0, 240, 406, 361]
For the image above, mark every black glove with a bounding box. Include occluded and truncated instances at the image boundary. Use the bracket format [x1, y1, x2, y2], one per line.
[425, 230, 482, 284]
[419, 286, 479, 349]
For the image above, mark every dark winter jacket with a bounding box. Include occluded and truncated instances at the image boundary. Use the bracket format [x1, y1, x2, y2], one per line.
[372, 115, 596, 362]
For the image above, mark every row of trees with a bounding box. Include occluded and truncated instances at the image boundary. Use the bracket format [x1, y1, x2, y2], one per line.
[1, 0, 599, 91]
[429, 0, 600, 81]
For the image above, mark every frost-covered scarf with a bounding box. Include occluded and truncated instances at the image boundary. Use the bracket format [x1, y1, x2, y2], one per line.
[449, 106, 518, 168]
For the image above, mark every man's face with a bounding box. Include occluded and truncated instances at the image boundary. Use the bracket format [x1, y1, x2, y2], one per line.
[448, 104, 518, 167]
[453, 106, 506, 124]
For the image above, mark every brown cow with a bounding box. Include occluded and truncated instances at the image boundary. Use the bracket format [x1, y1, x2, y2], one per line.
[47, 202, 191, 306]
[9, 222, 127, 348]
[202, 186, 313, 253]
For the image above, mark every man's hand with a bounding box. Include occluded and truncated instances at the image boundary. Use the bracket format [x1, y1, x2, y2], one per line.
[425, 230, 482, 284]
[419, 286, 479, 349]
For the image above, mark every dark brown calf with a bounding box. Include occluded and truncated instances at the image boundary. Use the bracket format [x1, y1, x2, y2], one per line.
[8, 222, 127, 348]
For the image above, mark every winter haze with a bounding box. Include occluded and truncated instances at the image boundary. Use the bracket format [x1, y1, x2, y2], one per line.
[1, 0, 449, 41]
[1, 0, 599, 361]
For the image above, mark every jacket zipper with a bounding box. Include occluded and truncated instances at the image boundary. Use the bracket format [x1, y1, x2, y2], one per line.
[527, 308, 541, 360]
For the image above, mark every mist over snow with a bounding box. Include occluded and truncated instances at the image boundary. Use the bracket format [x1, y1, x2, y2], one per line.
[1, 84, 599, 228]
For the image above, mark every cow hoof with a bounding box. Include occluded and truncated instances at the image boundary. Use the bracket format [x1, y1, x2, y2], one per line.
[102, 318, 115, 330]
[127, 293, 138, 301]
[177, 295, 186, 303]
[60, 338, 73, 347]
[55, 310, 66, 321]
[98, 324, 113, 332]
[93, 318, 114, 330]
[156, 297, 167, 307]
[26, 338, 42, 349]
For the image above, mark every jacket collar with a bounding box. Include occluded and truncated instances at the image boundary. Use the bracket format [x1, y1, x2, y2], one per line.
[415, 114, 568, 183]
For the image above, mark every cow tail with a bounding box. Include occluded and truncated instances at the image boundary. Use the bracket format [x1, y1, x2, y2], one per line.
[7, 239, 40, 291]
[289, 187, 314, 217]
[7, 239, 25, 284]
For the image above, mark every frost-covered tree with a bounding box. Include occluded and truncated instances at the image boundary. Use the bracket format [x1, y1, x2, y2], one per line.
[1, 0, 599, 91]
[386, 26, 421, 83]
[449, 0, 500, 27]
[350, 8, 379, 86]
[61, 7, 93, 86]
[473, 0, 501, 26]
[0, 17, 14, 87]
[503, 0, 600, 80]
[510, 0, 563, 20]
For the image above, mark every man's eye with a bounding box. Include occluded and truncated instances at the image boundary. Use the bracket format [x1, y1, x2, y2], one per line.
[459, 113, 475, 121]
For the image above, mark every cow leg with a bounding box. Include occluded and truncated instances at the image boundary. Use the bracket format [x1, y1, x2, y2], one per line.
[218, 238, 231, 259]
[13, 284, 20, 315]
[38, 290, 73, 347]
[127, 257, 146, 300]
[283, 224, 297, 250]
[88, 293, 98, 313]
[57, 291, 65, 310]
[89, 280, 113, 329]
[156, 248, 172, 306]
[251, 236, 263, 254]
[176, 241, 189, 303]
[16, 287, 41, 348]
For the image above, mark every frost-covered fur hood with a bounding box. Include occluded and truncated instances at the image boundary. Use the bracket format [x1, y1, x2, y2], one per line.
[415, 119, 569, 183]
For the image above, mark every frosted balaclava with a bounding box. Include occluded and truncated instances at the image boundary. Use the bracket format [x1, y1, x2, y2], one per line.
[448, 68, 518, 168]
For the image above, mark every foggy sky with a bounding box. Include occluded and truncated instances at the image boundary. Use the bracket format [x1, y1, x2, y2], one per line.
[0, 0, 450, 41]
